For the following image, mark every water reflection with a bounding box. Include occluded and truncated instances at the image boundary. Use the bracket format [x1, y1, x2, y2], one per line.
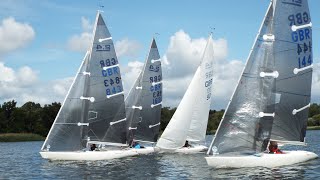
[0, 131, 319, 179]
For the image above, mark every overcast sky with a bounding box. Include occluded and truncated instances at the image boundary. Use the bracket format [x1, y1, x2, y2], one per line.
[0, 0, 319, 110]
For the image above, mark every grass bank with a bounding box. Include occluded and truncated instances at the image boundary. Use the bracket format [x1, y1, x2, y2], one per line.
[0, 133, 45, 142]
[307, 126, 320, 130]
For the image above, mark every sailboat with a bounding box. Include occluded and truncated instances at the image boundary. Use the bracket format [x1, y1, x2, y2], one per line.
[40, 11, 143, 161]
[125, 38, 162, 154]
[206, 0, 318, 168]
[155, 34, 214, 153]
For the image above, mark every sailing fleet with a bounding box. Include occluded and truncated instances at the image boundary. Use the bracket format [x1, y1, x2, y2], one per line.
[39, 0, 318, 169]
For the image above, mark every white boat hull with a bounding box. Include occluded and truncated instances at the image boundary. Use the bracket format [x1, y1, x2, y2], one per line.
[156, 145, 208, 154]
[40, 147, 154, 161]
[205, 150, 318, 168]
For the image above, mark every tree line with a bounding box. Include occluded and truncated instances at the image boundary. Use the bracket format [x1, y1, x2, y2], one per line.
[0, 100, 319, 137]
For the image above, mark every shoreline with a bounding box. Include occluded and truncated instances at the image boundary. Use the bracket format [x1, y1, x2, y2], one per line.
[1, 127, 320, 142]
[0, 133, 45, 142]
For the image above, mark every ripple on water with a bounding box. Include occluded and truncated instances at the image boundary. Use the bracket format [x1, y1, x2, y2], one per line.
[0, 131, 319, 179]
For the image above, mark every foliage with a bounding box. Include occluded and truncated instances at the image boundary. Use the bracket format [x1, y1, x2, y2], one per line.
[0, 133, 45, 142]
[0, 100, 319, 141]
[0, 100, 60, 138]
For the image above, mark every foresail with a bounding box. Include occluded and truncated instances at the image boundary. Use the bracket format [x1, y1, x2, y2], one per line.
[126, 38, 162, 144]
[208, 2, 276, 155]
[85, 12, 127, 144]
[156, 68, 200, 149]
[187, 35, 214, 142]
[271, 0, 312, 144]
[41, 52, 90, 151]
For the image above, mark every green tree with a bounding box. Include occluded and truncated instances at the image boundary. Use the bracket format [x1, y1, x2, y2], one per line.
[0, 100, 17, 132]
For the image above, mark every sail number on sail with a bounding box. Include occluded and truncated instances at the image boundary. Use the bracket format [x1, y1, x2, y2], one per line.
[149, 75, 162, 105]
[288, 11, 312, 69]
[149, 64, 162, 105]
[100, 59, 123, 96]
[205, 62, 213, 100]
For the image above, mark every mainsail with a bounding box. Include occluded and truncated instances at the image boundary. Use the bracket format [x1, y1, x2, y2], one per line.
[156, 35, 214, 149]
[271, 0, 312, 144]
[208, 0, 313, 155]
[125, 38, 162, 144]
[41, 12, 127, 152]
[86, 12, 126, 144]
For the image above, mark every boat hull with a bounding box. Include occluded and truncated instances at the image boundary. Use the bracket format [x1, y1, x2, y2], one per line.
[156, 145, 208, 154]
[205, 150, 318, 168]
[40, 147, 154, 161]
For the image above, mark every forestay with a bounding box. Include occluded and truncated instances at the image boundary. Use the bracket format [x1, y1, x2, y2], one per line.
[125, 38, 162, 144]
[156, 35, 214, 149]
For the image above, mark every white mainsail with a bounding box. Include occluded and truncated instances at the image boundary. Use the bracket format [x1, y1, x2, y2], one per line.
[156, 35, 214, 150]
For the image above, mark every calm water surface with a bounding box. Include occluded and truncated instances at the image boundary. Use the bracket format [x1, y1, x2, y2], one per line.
[0, 131, 319, 179]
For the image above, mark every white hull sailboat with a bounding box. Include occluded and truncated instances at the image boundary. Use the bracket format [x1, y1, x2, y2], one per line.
[206, 0, 318, 168]
[155, 34, 214, 154]
[40, 147, 154, 161]
[40, 11, 140, 161]
[124, 38, 163, 155]
[206, 151, 318, 169]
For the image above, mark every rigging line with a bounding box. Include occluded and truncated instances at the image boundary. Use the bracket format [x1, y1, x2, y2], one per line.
[221, 117, 266, 146]
[271, 122, 301, 142]
[276, 70, 312, 82]
[273, 105, 303, 139]
[276, 90, 310, 97]
[274, 47, 298, 54]
[87, 129, 101, 142]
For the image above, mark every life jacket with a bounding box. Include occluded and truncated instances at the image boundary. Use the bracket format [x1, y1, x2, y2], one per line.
[270, 147, 284, 154]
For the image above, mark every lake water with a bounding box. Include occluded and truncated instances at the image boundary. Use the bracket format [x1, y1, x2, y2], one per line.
[0, 131, 319, 179]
